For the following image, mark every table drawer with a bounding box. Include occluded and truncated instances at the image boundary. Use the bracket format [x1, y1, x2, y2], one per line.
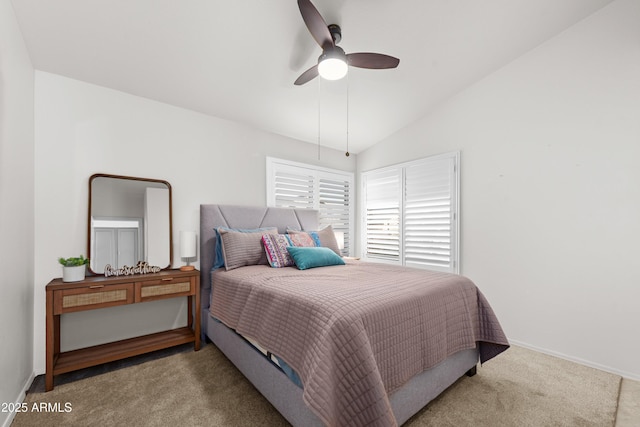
[54, 283, 134, 314]
[136, 276, 194, 302]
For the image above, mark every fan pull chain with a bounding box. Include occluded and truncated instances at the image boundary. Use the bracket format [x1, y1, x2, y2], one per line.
[317, 77, 321, 160]
[345, 74, 350, 157]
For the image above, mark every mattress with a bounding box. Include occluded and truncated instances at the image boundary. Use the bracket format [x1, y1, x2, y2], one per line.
[227, 319, 304, 388]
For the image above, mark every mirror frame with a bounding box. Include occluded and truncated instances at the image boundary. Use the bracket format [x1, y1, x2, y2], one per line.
[87, 173, 173, 275]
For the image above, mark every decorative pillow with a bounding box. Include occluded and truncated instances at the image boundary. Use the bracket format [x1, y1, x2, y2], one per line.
[218, 228, 277, 271]
[286, 232, 317, 248]
[262, 234, 295, 268]
[286, 246, 345, 270]
[213, 227, 276, 270]
[288, 225, 341, 255]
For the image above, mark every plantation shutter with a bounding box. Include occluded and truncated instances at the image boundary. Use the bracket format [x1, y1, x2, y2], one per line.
[318, 175, 352, 254]
[362, 169, 401, 262]
[362, 152, 459, 273]
[271, 165, 315, 209]
[404, 157, 456, 272]
[266, 157, 354, 256]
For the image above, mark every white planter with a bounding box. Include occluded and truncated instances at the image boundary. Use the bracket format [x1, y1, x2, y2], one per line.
[62, 265, 86, 282]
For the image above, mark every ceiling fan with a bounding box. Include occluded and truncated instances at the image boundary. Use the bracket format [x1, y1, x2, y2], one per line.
[294, 0, 400, 85]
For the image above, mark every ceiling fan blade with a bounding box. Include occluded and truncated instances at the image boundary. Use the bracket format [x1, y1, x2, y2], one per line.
[347, 53, 400, 69]
[294, 64, 319, 85]
[298, 0, 334, 50]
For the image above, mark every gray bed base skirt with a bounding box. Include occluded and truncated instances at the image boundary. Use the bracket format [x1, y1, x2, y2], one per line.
[205, 311, 478, 427]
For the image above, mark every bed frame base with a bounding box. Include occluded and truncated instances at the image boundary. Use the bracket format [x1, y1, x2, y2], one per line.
[208, 315, 324, 426]
[206, 312, 478, 427]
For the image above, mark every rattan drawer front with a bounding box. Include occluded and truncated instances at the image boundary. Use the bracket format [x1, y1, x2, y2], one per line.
[141, 281, 190, 298]
[136, 278, 194, 302]
[54, 283, 134, 314]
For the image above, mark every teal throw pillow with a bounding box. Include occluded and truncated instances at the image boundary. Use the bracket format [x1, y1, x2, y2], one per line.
[286, 246, 345, 270]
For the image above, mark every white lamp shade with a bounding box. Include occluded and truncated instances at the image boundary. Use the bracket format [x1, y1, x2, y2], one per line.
[180, 231, 197, 259]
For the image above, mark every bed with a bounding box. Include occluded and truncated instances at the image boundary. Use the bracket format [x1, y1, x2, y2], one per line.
[200, 204, 509, 427]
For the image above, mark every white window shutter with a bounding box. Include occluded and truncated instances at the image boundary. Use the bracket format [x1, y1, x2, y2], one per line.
[266, 158, 354, 256]
[363, 169, 401, 262]
[404, 157, 456, 272]
[271, 165, 315, 209]
[318, 175, 352, 254]
[361, 152, 459, 273]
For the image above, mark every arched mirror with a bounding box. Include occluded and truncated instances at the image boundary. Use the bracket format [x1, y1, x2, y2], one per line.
[87, 174, 172, 274]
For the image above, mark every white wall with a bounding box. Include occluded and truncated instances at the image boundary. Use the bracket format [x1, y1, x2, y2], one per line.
[358, 0, 640, 380]
[33, 71, 356, 373]
[145, 187, 170, 267]
[0, 0, 35, 425]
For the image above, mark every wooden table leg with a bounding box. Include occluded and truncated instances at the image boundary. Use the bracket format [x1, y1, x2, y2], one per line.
[45, 288, 55, 391]
[194, 276, 201, 351]
[187, 295, 193, 330]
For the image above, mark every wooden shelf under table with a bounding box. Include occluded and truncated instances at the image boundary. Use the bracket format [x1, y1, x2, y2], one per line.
[53, 327, 196, 375]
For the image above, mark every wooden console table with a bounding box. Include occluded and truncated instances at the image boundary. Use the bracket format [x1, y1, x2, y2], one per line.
[45, 268, 200, 391]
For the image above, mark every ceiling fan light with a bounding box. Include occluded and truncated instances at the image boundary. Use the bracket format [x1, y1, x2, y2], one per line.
[318, 57, 348, 80]
[318, 47, 348, 81]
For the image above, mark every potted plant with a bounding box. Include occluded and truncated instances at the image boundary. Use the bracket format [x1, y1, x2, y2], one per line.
[59, 255, 89, 282]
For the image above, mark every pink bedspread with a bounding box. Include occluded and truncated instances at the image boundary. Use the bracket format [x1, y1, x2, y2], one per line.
[210, 260, 509, 427]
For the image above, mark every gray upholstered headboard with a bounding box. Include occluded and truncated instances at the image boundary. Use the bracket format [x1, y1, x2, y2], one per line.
[199, 204, 319, 302]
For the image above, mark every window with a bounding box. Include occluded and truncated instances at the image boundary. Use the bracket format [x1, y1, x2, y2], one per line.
[266, 157, 354, 256]
[361, 152, 459, 273]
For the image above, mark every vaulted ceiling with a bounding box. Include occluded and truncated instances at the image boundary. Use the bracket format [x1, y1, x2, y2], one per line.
[11, 0, 613, 153]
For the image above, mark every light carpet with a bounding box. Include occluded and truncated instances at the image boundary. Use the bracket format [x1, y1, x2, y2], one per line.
[13, 344, 620, 427]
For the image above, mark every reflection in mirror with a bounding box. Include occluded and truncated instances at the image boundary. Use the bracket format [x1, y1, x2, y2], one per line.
[88, 174, 172, 274]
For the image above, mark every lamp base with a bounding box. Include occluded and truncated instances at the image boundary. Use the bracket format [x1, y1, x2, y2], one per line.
[180, 265, 195, 271]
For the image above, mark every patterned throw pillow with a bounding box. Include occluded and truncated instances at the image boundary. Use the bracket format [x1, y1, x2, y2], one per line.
[262, 234, 295, 268]
[288, 225, 341, 255]
[286, 232, 317, 248]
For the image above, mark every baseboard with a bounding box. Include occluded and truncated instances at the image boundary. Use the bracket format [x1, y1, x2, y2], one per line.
[1, 370, 36, 427]
[510, 339, 640, 382]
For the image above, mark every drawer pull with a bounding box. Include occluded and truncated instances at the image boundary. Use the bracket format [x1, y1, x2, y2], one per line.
[161, 278, 174, 281]
[89, 285, 105, 289]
